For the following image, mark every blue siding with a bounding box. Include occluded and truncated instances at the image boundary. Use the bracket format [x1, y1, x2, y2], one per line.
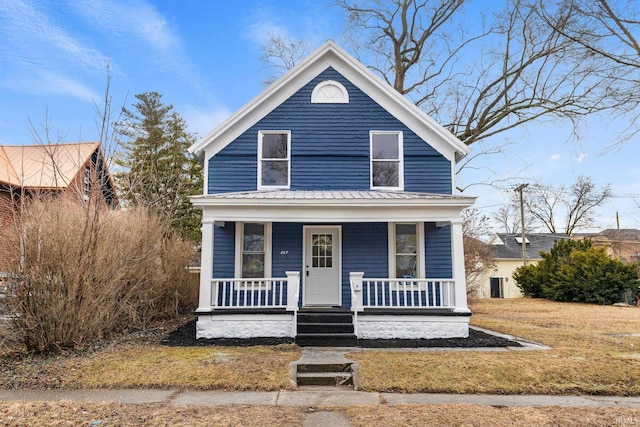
[208, 67, 452, 194]
[213, 222, 235, 278]
[342, 223, 388, 307]
[424, 223, 453, 278]
[272, 223, 303, 277]
[211, 221, 453, 308]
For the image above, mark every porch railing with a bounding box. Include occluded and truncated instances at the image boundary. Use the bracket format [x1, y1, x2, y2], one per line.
[350, 273, 455, 310]
[210, 271, 300, 310]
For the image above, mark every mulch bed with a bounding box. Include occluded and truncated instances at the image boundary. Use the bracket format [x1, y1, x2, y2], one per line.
[161, 319, 522, 348]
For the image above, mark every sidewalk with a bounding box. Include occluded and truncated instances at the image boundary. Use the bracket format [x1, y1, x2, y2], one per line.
[0, 388, 639, 409]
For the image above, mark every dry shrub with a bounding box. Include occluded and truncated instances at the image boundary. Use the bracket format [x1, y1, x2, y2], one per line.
[6, 198, 197, 352]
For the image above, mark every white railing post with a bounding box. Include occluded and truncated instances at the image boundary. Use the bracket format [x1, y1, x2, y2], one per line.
[285, 271, 300, 312]
[451, 219, 471, 314]
[196, 218, 214, 313]
[349, 272, 364, 312]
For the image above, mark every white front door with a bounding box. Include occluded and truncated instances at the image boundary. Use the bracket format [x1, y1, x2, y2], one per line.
[304, 226, 341, 306]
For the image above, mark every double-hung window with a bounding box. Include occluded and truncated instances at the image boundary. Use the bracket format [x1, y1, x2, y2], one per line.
[389, 223, 424, 288]
[236, 222, 272, 289]
[258, 131, 290, 189]
[370, 131, 403, 190]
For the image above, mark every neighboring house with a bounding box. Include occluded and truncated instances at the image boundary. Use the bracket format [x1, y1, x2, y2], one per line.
[189, 41, 475, 342]
[581, 229, 640, 263]
[478, 233, 569, 298]
[0, 142, 117, 270]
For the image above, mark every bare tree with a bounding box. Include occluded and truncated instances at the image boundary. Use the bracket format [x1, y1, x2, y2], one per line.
[462, 208, 496, 297]
[261, 35, 312, 86]
[540, 0, 640, 147]
[336, 0, 615, 148]
[499, 176, 612, 235]
[493, 202, 538, 234]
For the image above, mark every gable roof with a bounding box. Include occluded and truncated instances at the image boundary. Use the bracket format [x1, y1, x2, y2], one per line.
[0, 142, 100, 189]
[491, 233, 569, 260]
[189, 40, 470, 163]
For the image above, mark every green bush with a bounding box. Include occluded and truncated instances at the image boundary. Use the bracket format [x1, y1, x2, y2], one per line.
[513, 238, 639, 304]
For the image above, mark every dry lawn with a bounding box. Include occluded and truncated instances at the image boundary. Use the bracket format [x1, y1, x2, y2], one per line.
[1, 402, 639, 427]
[348, 298, 640, 395]
[0, 402, 305, 427]
[1, 343, 300, 391]
[344, 404, 640, 427]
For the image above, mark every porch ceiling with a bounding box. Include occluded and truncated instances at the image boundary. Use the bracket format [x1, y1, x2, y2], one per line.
[191, 190, 475, 223]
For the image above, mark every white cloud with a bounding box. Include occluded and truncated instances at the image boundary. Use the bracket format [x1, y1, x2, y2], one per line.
[550, 153, 561, 161]
[576, 152, 588, 163]
[0, 1, 108, 73]
[71, 0, 181, 53]
[183, 105, 233, 139]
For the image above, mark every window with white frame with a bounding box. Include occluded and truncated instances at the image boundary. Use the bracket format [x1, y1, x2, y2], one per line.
[240, 223, 265, 278]
[236, 222, 272, 287]
[370, 131, 403, 190]
[394, 223, 418, 278]
[258, 131, 290, 188]
[389, 222, 424, 282]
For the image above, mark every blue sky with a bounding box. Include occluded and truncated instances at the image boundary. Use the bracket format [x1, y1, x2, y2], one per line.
[0, 0, 638, 232]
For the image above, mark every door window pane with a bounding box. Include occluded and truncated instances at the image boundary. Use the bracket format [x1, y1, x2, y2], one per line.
[312, 234, 332, 269]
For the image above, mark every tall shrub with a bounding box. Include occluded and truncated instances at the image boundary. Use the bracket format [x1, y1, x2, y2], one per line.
[7, 198, 197, 352]
[513, 238, 639, 304]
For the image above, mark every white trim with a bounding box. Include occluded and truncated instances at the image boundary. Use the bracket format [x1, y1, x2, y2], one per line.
[189, 41, 470, 163]
[388, 222, 425, 282]
[234, 222, 273, 288]
[257, 130, 291, 190]
[302, 225, 342, 307]
[370, 131, 404, 191]
[311, 80, 349, 103]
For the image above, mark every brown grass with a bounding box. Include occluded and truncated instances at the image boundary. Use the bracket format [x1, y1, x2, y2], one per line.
[0, 402, 306, 427]
[1, 402, 639, 427]
[343, 404, 640, 427]
[1, 343, 300, 391]
[348, 298, 640, 395]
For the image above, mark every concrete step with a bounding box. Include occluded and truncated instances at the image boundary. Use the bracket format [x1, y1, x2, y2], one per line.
[296, 372, 353, 386]
[296, 363, 352, 373]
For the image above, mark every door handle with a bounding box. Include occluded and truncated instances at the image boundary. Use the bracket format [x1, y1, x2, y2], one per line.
[306, 266, 309, 277]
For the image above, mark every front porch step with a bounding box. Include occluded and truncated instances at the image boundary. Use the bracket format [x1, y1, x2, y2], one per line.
[295, 363, 354, 387]
[297, 322, 354, 334]
[295, 309, 355, 346]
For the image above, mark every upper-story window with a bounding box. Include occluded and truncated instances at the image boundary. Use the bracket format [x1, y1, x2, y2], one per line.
[258, 131, 290, 189]
[370, 131, 403, 190]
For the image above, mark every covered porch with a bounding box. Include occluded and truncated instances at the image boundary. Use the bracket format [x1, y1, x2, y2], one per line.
[191, 190, 475, 340]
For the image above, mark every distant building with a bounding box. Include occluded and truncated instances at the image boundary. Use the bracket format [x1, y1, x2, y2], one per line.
[578, 229, 640, 263]
[476, 233, 569, 298]
[0, 142, 117, 270]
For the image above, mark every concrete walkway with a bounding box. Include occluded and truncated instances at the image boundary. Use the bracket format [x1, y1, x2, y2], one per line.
[0, 389, 639, 409]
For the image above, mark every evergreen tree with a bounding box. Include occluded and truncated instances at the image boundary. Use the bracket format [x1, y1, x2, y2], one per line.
[514, 239, 639, 304]
[115, 92, 202, 241]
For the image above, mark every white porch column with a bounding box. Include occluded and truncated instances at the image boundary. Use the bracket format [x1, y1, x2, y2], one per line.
[196, 218, 214, 313]
[450, 218, 471, 313]
[349, 272, 364, 312]
[285, 271, 300, 311]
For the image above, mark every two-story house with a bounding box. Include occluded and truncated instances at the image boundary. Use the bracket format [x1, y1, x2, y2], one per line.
[189, 41, 475, 343]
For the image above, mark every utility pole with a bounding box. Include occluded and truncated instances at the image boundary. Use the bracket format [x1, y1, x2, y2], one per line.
[514, 183, 529, 266]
